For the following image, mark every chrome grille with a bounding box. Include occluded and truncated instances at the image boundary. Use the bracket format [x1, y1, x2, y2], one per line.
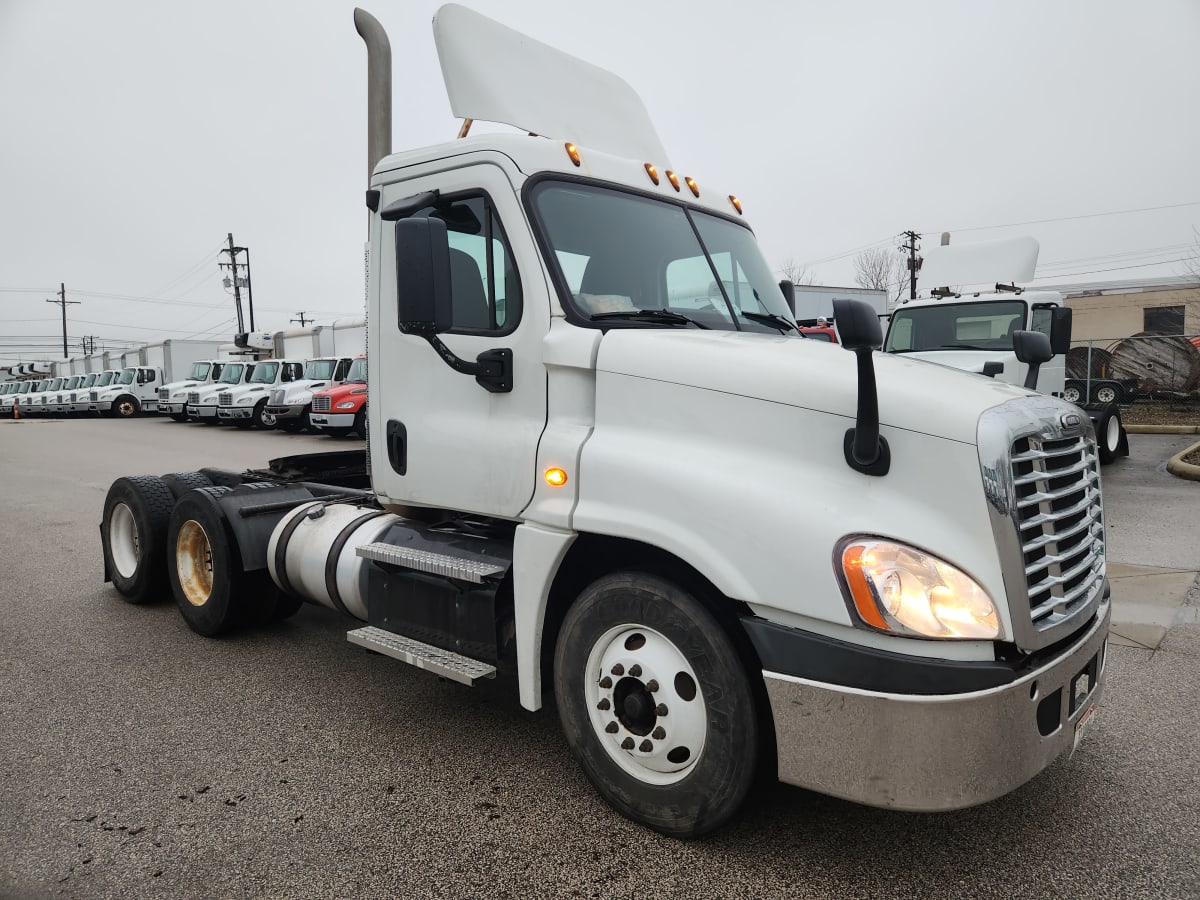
[1010, 432, 1104, 631]
[187, 391, 200, 404]
[89, 391, 98, 401]
[269, 388, 285, 406]
[158, 387, 170, 401]
[218, 392, 233, 406]
[313, 396, 332, 412]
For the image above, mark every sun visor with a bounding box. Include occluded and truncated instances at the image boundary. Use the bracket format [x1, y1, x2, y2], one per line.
[919, 236, 1040, 290]
[433, 3, 671, 167]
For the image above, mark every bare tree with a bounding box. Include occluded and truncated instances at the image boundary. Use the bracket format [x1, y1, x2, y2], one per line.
[778, 257, 815, 286]
[853, 246, 907, 308]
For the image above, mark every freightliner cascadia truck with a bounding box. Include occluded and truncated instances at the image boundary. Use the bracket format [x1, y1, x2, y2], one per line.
[98, 5, 1110, 837]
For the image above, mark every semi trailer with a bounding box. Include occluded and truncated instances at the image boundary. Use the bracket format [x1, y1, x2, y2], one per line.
[99, 5, 1109, 837]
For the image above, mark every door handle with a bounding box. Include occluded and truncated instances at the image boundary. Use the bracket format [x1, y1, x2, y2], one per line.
[386, 419, 407, 475]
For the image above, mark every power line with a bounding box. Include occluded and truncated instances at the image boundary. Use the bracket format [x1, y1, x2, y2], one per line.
[1030, 256, 1193, 281]
[929, 200, 1200, 236]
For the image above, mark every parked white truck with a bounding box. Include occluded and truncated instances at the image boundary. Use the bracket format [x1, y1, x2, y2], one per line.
[99, 5, 1109, 837]
[158, 360, 228, 422]
[265, 356, 356, 432]
[216, 358, 306, 428]
[883, 237, 1129, 463]
[186, 360, 257, 424]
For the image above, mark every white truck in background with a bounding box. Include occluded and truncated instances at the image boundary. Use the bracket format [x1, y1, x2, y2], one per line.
[98, 5, 1109, 837]
[89, 340, 228, 418]
[265, 356, 356, 432]
[217, 358, 306, 428]
[186, 360, 257, 424]
[158, 360, 228, 422]
[883, 237, 1128, 463]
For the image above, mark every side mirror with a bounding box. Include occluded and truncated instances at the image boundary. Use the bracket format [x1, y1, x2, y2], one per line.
[1013, 330, 1052, 390]
[395, 217, 453, 335]
[832, 298, 889, 476]
[1050, 306, 1072, 355]
[778, 279, 796, 316]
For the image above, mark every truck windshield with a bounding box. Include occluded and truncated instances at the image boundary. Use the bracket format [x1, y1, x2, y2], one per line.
[885, 300, 1027, 353]
[117, 368, 136, 385]
[303, 360, 337, 380]
[188, 362, 212, 380]
[251, 362, 279, 384]
[346, 358, 367, 383]
[95, 372, 115, 387]
[218, 363, 246, 384]
[528, 181, 795, 334]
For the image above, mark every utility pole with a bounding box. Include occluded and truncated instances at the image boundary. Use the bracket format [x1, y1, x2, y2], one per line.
[291, 312, 312, 327]
[900, 231, 922, 300]
[219, 233, 254, 333]
[46, 284, 80, 358]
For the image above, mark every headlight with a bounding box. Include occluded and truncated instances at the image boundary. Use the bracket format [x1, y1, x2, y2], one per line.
[336, 401, 356, 410]
[838, 538, 999, 640]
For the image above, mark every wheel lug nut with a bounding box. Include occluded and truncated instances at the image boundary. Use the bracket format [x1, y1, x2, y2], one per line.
[612, 664, 624, 676]
[646, 679, 659, 693]
[605, 722, 619, 734]
[628, 664, 642, 677]
[639, 740, 653, 753]
[621, 737, 634, 750]
[652, 726, 666, 740]
[597, 699, 610, 711]
[655, 704, 668, 716]
[598, 676, 612, 689]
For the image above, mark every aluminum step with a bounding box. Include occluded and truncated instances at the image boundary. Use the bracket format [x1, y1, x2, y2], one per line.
[347, 626, 496, 685]
[356, 541, 507, 583]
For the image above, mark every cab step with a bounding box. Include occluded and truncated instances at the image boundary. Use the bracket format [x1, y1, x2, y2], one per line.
[346, 625, 497, 685]
[355, 541, 507, 583]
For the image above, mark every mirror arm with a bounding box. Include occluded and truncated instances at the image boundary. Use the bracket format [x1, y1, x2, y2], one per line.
[844, 347, 891, 476]
[421, 335, 513, 393]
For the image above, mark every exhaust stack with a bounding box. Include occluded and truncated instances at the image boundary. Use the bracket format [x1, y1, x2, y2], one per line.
[354, 8, 392, 182]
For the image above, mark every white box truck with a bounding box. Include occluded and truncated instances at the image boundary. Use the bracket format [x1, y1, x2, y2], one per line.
[99, 5, 1109, 837]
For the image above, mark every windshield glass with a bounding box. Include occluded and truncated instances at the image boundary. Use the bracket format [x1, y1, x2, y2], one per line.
[250, 361, 279, 384]
[117, 368, 136, 385]
[65, 377, 80, 389]
[529, 181, 794, 333]
[346, 358, 367, 382]
[885, 300, 1027, 352]
[188, 362, 212, 380]
[303, 359, 337, 380]
[96, 372, 115, 387]
[218, 363, 246, 384]
[81, 374, 97, 387]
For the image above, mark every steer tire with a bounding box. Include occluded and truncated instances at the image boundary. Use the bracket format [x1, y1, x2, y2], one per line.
[162, 471, 215, 501]
[101, 475, 175, 605]
[554, 572, 759, 838]
[112, 395, 140, 418]
[1096, 406, 1125, 465]
[167, 488, 280, 636]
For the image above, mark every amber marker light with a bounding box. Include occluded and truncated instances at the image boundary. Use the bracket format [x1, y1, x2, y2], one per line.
[729, 195, 743, 215]
[841, 544, 890, 631]
[665, 170, 681, 191]
[685, 176, 699, 197]
[565, 142, 581, 166]
[544, 467, 568, 487]
[644, 163, 660, 185]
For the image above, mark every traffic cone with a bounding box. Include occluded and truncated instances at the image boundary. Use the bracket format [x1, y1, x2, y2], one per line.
[12, 401, 18, 420]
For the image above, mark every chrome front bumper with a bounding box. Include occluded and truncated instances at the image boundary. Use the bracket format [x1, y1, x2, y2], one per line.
[764, 600, 1110, 811]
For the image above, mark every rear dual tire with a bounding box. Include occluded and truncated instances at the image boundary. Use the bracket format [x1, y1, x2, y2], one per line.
[101, 475, 175, 604]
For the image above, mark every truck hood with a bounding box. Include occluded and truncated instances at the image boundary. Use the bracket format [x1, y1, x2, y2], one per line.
[595, 330, 1029, 445]
[314, 383, 367, 402]
[893, 348, 1018, 376]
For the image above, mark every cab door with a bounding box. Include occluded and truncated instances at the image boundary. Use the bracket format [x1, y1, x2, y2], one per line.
[369, 157, 549, 518]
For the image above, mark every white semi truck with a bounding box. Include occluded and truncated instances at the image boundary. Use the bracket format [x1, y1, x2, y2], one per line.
[99, 6, 1109, 837]
[883, 237, 1129, 463]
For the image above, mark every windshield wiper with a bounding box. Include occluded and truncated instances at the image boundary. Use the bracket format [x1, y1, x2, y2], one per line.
[590, 309, 709, 329]
[738, 310, 797, 333]
[929, 343, 992, 351]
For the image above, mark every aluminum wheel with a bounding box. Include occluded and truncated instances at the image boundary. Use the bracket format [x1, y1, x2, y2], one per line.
[175, 519, 215, 607]
[108, 502, 140, 579]
[584, 624, 707, 785]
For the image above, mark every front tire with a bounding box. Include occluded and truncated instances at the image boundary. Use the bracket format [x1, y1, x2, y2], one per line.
[251, 399, 275, 430]
[112, 395, 140, 418]
[101, 475, 175, 604]
[554, 572, 759, 838]
[1097, 406, 1124, 464]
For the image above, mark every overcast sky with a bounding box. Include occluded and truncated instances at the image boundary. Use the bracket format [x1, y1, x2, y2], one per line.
[2, 0, 1198, 363]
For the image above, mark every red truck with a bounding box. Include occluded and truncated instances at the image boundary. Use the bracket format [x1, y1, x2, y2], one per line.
[308, 355, 366, 438]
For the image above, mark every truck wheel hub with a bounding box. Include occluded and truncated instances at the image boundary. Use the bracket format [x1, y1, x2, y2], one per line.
[585, 625, 707, 784]
[176, 520, 215, 607]
[109, 503, 140, 578]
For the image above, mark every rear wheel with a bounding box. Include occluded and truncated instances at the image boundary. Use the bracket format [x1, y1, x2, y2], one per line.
[554, 572, 759, 838]
[353, 408, 367, 439]
[1093, 382, 1120, 405]
[162, 471, 214, 501]
[101, 475, 174, 604]
[1063, 383, 1083, 404]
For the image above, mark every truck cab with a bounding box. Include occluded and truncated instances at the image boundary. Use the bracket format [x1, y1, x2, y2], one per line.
[47, 375, 85, 415]
[309, 355, 367, 437]
[89, 366, 164, 417]
[265, 356, 355, 432]
[1, 380, 35, 413]
[69, 370, 120, 414]
[187, 361, 256, 424]
[28, 377, 65, 415]
[217, 359, 305, 428]
[158, 360, 226, 421]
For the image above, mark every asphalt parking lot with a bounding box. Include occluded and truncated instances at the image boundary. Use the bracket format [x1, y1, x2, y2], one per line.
[1, 417, 1198, 899]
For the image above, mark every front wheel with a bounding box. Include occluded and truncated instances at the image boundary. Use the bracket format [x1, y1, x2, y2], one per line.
[112, 395, 140, 418]
[1097, 406, 1125, 464]
[251, 400, 276, 429]
[1063, 383, 1083, 404]
[554, 572, 759, 838]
